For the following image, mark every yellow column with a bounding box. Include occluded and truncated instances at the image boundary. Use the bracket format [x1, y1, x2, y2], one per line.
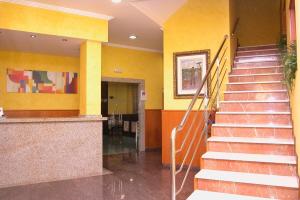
[80, 41, 102, 116]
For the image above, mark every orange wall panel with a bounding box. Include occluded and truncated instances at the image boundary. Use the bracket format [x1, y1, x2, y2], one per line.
[162, 110, 208, 168]
[145, 109, 162, 149]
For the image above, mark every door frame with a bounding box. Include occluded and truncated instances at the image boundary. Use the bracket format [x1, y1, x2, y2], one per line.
[102, 76, 146, 152]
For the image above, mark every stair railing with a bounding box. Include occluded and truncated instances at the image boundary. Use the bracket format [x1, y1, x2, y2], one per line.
[170, 35, 230, 200]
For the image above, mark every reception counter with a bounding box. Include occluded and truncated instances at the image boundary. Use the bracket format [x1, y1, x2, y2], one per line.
[0, 116, 106, 189]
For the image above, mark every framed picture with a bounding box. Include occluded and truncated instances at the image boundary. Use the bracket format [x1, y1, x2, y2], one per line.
[173, 50, 210, 99]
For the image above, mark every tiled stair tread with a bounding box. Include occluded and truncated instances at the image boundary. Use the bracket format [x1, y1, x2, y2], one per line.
[238, 47, 278, 50]
[229, 73, 283, 77]
[232, 66, 282, 70]
[220, 100, 289, 103]
[238, 44, 277, 48]
[187, 190, 275, 200]
[224, 90, 287, 94]
[236, 54, 280, 58]
[227, 81, 283, 85]
[235, 60, 279, 64]
[202, 152, 297, 164]
[195, 170, 299, 188]
[207, 137, 294, 145]
[217, 111, 291, 115]
[212, 123, 292, 129]
[237, 49, 278, 53]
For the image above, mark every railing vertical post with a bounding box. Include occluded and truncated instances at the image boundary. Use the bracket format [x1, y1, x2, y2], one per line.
[216, 58, 221, 109]
[171, 128, 177, 200]
[204, 93, 209, 142]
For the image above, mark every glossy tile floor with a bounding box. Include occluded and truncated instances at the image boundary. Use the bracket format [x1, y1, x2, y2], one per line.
[103, 135, 137, 155]
[0, 151, 195, 200]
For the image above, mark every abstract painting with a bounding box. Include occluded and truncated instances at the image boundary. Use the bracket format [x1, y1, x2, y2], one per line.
[7, 69, 78, 94]
[173, 50, 210, 99]
[7, 69, 33, 93]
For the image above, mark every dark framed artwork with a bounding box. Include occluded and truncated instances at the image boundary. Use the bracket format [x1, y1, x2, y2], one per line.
[173, 50, 210, 99]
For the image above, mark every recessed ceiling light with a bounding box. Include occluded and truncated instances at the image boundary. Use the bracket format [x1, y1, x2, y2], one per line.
[129, 35, 137, 40]
[30, 35, 37, 38]
[112, 0, 122, 3]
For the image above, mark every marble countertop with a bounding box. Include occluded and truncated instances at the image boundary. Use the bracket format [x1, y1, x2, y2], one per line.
[0, 116, 107, 124]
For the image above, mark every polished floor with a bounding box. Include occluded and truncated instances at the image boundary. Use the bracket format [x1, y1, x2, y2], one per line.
[0, 151, 195, 200]
[103, 135, 137, 155]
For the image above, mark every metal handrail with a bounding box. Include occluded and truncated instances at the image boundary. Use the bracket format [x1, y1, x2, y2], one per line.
[170, 35, 230, 200]
[176, 35, 228, 131]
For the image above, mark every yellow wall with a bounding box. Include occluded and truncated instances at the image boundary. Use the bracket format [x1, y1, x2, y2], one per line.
[0, 50, 79, 110]
[236, 0, 281, 46]
[0, 2, 108, 42]
[163, 0, 232, 110]
[102, 45, 163, 110]
[108, 82, 138, 114]
[291, 0, 300, 174]
[0, 45, 163, 111]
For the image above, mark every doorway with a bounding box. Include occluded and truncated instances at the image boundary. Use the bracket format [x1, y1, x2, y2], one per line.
[101, 77, 145, 155]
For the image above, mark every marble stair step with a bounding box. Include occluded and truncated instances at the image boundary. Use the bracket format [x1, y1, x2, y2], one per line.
[219, 100, 290, 112]
[237, 49, 279, 57]
[227, 81, 286, 91]
[187, 190, 275, 200]
[235, 53, 280, 59]
[235, 61, 281, 68]
[231, 66, 283, 75]
[211, 123, 293, 139]
[201, 152, 297, 176]
[235, 55, 280, 63]
[207, 136, 295, 155]
[194, 169, 299, 199]
[229, 73, 283, 82]
[215, 111, 292, 125]
[238, 44, 278, 51]
[224, 90, 288, 101]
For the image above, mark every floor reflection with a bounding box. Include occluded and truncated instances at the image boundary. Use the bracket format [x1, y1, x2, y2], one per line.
[103, 135, 136, 156]
[0, 152, 195, 200]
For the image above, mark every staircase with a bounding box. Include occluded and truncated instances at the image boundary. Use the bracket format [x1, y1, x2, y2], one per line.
[188, 44, 300, 200]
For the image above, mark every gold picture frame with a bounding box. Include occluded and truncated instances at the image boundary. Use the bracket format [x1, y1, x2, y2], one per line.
[173, 50, 210, 99]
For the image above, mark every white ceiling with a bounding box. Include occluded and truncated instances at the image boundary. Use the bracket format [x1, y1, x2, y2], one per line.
[0, 0, 187, 55]
[0, 29, 83, 56]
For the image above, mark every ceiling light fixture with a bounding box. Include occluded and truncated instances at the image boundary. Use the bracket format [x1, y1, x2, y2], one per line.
[30, 35, 37, 38]
[129, 35, 137, 40]
[112, 0, 122, 3]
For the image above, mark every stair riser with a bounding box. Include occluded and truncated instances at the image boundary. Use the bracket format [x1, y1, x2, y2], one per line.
[231, 67, 283, 75]
[216, 114, 291, 125]
[195, 179, 298, 199]
[238, 45, 278, 51]
[237, 50, 280, 57]
[227, 83, 285, 91]
[235, 61, 281, 68]
[219, 102, 290, 112]
[212, 127, 294, 139]
[201, 159, 297, 176]
[235, 56, 280, 63]
[224, 92, 288, 101]
[229, 74, 283, 82]
[208, 142, 295, 155]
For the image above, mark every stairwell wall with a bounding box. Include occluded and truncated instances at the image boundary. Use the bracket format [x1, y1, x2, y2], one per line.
[162, 0, 234, 166]
[236, 0, 281, 46]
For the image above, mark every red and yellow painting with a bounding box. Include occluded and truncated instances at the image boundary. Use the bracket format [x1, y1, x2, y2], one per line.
[7, 69, 78, 94]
